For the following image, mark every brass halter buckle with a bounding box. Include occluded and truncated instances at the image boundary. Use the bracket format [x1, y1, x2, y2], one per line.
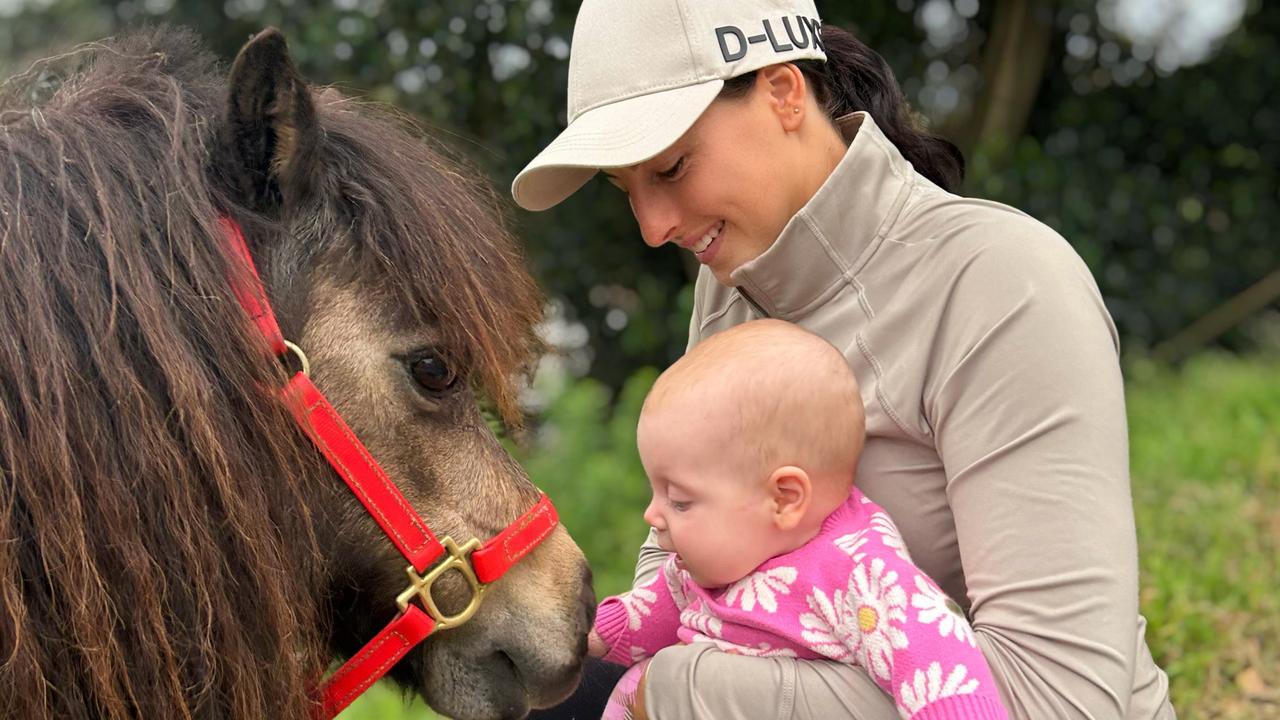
[395, 537, 487, 631]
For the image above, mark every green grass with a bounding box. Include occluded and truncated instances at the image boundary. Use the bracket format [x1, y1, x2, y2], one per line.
[1127, 354, 1280, 719]
[340, 353, 1280, 720]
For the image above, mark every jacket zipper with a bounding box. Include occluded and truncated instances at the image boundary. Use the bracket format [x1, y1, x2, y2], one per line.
[737, 288, 770, 318]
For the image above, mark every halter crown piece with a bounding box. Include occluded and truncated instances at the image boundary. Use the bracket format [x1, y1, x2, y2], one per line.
[219, 217, 561, 718]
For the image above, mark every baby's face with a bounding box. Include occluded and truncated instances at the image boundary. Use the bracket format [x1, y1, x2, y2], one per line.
[637, 403, 780, 588]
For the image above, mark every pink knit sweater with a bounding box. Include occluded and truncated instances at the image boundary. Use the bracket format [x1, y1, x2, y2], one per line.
[595, 488, 1008, 720]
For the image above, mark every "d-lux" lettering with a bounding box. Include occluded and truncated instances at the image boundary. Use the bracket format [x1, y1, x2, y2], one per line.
[715, 16, 824, 62]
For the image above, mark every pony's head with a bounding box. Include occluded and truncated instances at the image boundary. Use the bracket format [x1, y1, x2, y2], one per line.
[0, 27, 591, 719]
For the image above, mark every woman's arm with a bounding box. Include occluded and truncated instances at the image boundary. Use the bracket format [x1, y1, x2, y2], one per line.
[632, 528, 669, 586]
[924, 228, 1143, 718]
[643, 643, 899, 719]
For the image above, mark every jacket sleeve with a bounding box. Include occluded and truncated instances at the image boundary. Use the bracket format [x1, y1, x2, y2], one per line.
[924, 225, 1140, 718]
[597, 557, 684, 666]
[633, 529, 670, 587]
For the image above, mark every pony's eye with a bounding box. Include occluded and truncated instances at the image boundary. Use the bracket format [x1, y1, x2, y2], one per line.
[409, 355, 457, 394]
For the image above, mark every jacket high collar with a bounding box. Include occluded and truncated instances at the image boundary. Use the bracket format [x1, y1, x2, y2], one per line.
[729, 111, 918, 319]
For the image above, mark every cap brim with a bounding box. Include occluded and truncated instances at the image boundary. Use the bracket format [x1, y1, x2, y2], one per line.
[512, 79, 725, 211]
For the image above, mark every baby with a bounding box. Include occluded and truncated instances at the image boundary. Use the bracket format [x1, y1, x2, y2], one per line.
[590, 319, 1008, 720]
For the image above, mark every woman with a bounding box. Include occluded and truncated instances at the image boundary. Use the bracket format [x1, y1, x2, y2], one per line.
[513, 1, 1174, 718]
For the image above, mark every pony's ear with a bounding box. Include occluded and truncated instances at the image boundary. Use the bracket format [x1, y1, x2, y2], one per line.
[224, 27, 320, 210]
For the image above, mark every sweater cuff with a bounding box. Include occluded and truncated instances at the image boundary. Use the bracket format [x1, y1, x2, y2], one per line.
[910, 694, 1009, 720]
[593, 597, 634, 665]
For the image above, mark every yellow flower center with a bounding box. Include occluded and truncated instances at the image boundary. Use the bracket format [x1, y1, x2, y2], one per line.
[857, 605, 879, 632]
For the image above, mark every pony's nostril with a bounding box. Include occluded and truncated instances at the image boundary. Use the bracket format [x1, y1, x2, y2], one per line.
[494, 649, 521, 687]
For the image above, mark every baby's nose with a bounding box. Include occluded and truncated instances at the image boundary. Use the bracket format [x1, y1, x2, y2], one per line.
[643, 499, 665, 530]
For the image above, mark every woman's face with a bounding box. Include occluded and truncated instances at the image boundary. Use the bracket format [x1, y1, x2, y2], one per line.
[604, 68, 837, 285]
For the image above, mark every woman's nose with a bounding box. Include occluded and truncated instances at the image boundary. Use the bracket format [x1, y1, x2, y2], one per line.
[629, 190, 678, 248]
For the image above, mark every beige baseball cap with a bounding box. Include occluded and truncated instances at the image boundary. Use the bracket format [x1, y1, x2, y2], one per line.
[511, 0, 827, 211]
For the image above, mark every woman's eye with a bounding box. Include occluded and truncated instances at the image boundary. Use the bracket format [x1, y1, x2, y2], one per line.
[658, 157, 684, 180]
[409, 355, 458, 394]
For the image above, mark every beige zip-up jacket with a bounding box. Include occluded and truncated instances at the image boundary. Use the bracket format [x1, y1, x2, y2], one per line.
[635, 112, 1174, 719]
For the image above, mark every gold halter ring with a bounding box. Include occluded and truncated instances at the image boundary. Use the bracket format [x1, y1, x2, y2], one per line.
[283, 339, 311, 377]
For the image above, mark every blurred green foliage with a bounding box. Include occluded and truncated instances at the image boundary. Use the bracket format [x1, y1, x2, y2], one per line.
[517, 368, 656, 597]
[4, 0, 1275, 385]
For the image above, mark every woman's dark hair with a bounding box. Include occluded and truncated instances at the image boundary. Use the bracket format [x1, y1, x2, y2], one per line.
[722, 25, 965, 192]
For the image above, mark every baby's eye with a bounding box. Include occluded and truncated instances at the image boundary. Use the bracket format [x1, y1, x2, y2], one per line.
[669, 499, 691, 512]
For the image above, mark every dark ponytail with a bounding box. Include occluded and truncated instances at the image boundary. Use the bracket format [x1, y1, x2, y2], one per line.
[721, 25, 965, 192]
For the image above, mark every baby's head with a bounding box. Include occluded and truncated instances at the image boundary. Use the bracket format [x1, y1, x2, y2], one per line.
[638, 319, 865, 588]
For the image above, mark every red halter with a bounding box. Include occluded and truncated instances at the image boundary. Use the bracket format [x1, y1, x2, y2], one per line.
[220, 218, 560, 718]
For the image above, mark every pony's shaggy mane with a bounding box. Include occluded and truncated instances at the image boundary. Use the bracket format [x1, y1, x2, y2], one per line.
[0, 27, 542, 719]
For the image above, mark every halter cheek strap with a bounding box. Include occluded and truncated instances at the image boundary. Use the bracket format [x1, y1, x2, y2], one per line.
[219, 218, 560, 718]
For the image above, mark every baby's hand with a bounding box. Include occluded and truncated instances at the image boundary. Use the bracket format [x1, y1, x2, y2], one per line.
[587, 629, 609, 658]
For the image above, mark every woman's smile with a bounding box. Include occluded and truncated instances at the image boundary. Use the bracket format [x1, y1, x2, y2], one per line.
[687, 220, 726, 264]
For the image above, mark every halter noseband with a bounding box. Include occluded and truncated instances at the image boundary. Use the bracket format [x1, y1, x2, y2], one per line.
[221, 218, 560, 718]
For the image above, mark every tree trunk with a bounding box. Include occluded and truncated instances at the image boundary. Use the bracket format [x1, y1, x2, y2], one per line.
[1152, 267, 1280, 363]
[947, 0, 1056, 155]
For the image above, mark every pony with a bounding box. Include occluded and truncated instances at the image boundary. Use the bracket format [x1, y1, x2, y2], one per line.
[0, 26, 592, 720]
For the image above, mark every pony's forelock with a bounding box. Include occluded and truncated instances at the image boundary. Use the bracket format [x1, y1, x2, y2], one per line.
[301, 97, 544, 424]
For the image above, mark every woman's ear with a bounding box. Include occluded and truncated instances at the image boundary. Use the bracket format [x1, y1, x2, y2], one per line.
[768, 465, 811, 531]
[222, 27, 321, 211]
[756, 63, 808, 131]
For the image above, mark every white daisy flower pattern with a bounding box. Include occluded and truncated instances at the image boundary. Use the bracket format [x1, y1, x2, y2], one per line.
[910, 575, 976, 647]
[619, 580, 659, 631]
[847, 557, 909, 682]
[663, 560, 691, 607]
[798, 585, 859, 661]
[900, 661, 980, 713]
[834, 529, 870, 563]
[723, 566, 798, 613]
[870, 511, 913, 563]
[681, 607, 724, 640]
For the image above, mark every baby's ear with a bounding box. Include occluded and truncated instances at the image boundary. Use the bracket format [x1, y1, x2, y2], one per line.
[769, 466, 811, 530]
